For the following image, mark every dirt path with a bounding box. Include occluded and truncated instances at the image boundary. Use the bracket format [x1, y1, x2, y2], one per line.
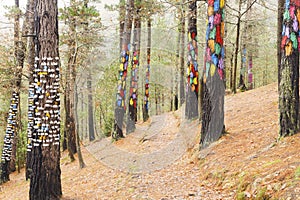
[86, 111, 199, 173]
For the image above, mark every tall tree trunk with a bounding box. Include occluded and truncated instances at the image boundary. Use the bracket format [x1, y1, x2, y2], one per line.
[232, 0, 242, 94]
[87, 69, 95, 141]
[246, 0, 254, 90]
[127, 0, 141, 133]
[201, 0, 226, 149]
[179, 0, 186, 106]
[64, 0, 77, 160]
[248, 54, 253, 89]
[279, 1, 300, 137]
[9, 0, 21, 174]
[185, 0, 198, 119]
[26, 0, 36, 181]
[74, 82, 86, 168]
[143, 18, 151, 122]
[113, 0, 134, 139]
[239, 45, 246, 90]
[28, 0, 62, 199]
[174, 14, 180, 111]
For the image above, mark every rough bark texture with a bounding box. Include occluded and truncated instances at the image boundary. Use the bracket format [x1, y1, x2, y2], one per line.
[143, 18, 151, 122]
[279, 1, 300, 137]
[28, 0, 62, 199]
[185, 0, 198, 119]
[201, 0, 226, 149]
[113, 0, 134, 139]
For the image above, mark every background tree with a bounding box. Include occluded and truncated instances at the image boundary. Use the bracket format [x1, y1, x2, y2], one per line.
[185, 0, 198, 119]
[143, 17, 151, 122]
[179, 0, 186, 106]
[1, 0, 27, 183]
[113, 0, 134, 139]
[200, 0, 226, 149]
[64, 0, 77, 161]
[279, 0, 300, 137]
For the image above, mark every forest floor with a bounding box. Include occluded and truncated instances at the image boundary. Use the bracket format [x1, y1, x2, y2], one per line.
[1, 82, 300, 199]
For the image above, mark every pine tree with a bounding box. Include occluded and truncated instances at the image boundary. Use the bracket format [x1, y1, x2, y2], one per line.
[27, 0, 62, 199]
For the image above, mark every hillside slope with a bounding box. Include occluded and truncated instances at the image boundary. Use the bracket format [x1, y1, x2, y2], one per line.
[0, 82, 299, 199]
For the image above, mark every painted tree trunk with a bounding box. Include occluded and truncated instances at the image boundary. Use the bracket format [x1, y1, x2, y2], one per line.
[113, 0, 134, 139]
[28, 0, 62, 199]
[9, 0, 21, 174]
[127, 1, 141, 133]
[143, 18, 151, 122]
[201, 0, 226, 149]
[248, 54, 253, 89]
[1, 0, 25, 183]
[185, 0, 198, 119]
[0, 93, 19, 183]
[279, 0, 300, 137]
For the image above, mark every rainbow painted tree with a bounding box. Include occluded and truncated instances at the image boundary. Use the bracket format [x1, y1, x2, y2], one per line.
[127, 0, 141, 134]
[113, 0, 134, 139]
[279, 0, 300, 137]
[143, 18, 151, 122]
[185, 0, 199, 119]
[200, 0, 225, 149]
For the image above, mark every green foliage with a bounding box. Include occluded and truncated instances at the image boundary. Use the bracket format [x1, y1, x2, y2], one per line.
[295, 166, 300, 180]
[255, 186, 269, 200]
[94, 59, 119, 138]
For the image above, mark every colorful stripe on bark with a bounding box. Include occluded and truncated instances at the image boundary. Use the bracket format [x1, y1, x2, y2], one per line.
[204, 0, 225, 82]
